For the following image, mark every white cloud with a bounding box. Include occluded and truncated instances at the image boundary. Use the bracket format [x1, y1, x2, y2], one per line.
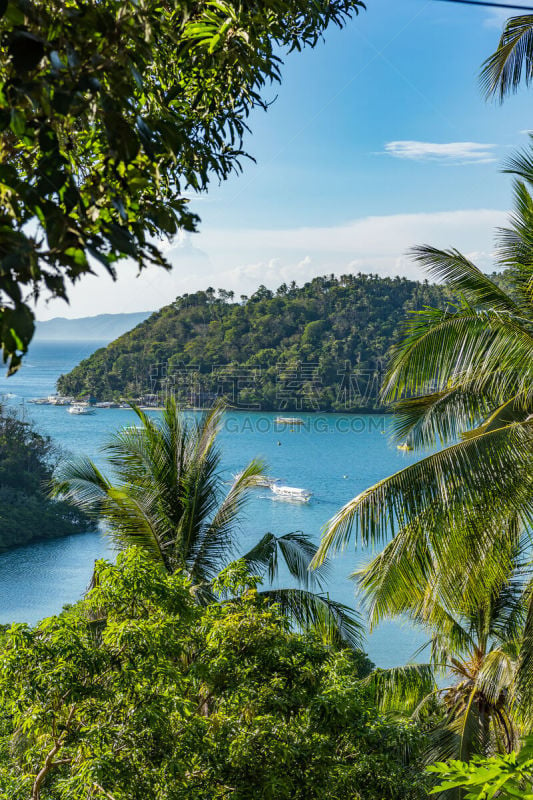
[384, 140, 497, 164]
[34, 208, 507, 320]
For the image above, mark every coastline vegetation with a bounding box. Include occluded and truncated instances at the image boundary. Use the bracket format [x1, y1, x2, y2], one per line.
[0, 403, 91, 550]
[57, 274, 452, 409]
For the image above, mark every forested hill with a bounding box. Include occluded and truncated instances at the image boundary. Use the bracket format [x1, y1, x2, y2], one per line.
[57, 274, 452, 411]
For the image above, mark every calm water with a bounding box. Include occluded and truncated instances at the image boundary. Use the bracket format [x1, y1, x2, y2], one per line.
[0, 341, 427, 667]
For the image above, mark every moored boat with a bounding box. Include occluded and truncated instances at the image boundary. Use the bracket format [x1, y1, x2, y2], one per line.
[68, 403, 95, 415]
[274, 416, 304, 425]
[270, 484, 311, 502]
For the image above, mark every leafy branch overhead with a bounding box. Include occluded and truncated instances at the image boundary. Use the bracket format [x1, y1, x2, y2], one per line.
[0, 0, 364, 373]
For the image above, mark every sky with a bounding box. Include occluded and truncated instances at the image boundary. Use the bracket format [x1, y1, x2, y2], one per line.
[36, 0, 533, 319]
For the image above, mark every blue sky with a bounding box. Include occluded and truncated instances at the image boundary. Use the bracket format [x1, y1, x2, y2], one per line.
[37, 0, 533, 319]
[200, 0, 527, 225]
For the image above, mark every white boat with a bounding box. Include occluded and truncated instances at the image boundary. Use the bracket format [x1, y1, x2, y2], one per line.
[68, 403, 94, 415]
[274, 416, 304, 425]
[270, 484, 311, 502]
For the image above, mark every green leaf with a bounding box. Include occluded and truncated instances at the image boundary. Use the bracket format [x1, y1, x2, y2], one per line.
[9, 108, 25, 137]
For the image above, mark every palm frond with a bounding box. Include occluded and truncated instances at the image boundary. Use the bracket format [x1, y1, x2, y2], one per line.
[497, 178, 533, 297]
[392, 387, 493, 448]
[475, 649, 516, 705]
[382, 303, 533, 408]
[187, 458, 265, 586]
[103, 486, 169, 569]
[409, 245, 520, 313]
[426, 693, 483, 766]
[242, 530, 330, 590]
[354, 522, 434, 629]
[355, 505, 529, 641]
[194, 401, 226, 461]
[313, 421, 533, 565]
[481, 15, 533, 100]
[52, 455, 112, 512]
[461, 395, 530, 440]
[516, 582, 533, 726]
[53, 455, 170, 569]
[362, 663, 436, 714]
[259, 587, 364, 650]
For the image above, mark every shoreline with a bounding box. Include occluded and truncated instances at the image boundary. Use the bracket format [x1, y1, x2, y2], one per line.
[27, 399, 393, 416]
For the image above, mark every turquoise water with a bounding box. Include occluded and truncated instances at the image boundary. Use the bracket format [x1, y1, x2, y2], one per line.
[0, 341, 427, 667]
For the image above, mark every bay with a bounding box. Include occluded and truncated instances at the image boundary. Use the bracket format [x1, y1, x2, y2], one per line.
[0, 340, 427, 668]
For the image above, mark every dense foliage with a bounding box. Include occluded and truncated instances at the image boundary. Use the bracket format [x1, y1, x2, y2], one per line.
[57, 273, 451, 408]
[0, 549, 428, 800]
[0, 0, 363, 373]
[0, 404, 91, 549]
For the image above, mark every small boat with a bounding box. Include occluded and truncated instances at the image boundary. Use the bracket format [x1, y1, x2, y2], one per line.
[397, 443, 413, 451]
[271, 484, 311, 502]
[274, 416, 304, 425]
[68, 403, 94, 415]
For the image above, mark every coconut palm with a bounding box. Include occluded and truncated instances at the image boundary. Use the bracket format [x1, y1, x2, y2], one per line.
[54, 398, 362, 649]
[361, 520, 528, 787]
[312, 146, 533, 711]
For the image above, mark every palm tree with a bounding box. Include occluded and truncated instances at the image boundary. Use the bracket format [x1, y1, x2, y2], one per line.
[309, 17, 533, 786]
[54, 398, 362, 649]
[360, 522, 528, 782]
[311, 146, 533, 718]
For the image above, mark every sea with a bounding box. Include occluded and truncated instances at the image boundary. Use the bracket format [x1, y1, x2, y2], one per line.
[0, 340, 428, 668]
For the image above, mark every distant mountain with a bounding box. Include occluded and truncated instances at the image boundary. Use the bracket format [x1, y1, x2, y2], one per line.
[36, 312, 152, 342]
[57, 274, 453, 411]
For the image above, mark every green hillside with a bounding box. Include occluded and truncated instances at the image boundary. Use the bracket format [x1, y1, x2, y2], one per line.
[57, 274, 452, 411]
[0, 405, 92, 550]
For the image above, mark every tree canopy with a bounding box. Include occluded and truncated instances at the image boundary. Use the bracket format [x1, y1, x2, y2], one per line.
[0, 0, 364, 374]
[0, 548, 428, 800]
